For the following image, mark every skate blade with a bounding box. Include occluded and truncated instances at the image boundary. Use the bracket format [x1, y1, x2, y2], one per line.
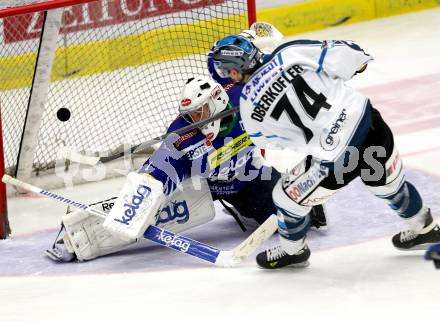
[44, 248, 75, 263]
[257, 260, 310, 269]
[287, 260, 310, 268]
[45, 249, 64, 262]
[394, 244, 432, 251]
[311, 225, 328, 232]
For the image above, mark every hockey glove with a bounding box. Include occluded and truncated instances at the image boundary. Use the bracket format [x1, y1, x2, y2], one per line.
[425, 243, 440, 269]
[103, 172, 166, 242]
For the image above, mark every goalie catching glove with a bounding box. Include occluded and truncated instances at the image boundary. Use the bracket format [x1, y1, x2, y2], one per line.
[239, 22, 284, 53]
[103, 172, 166, 242]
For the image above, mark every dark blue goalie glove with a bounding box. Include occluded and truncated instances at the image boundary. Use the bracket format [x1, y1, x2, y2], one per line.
[425, 243, 440, 269]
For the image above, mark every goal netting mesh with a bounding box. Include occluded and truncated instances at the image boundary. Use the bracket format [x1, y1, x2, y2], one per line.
[0, 0, 252, 179]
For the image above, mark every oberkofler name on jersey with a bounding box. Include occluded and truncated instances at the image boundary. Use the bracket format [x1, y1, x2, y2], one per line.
[251, 65, 304, 123]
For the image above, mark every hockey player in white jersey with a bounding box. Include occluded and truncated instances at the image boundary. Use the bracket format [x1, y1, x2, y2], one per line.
[211, 34, 440, 269]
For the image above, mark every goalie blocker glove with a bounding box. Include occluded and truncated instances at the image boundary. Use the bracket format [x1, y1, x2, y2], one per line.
[103, 172, 166, 242]
[425, 243, 440, 269]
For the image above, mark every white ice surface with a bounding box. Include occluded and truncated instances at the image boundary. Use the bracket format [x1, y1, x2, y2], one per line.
[1, 8, 440, 321]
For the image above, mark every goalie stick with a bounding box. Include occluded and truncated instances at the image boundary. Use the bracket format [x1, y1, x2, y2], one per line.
[63, 106, 240, 166]
[2, 174, 277, 267]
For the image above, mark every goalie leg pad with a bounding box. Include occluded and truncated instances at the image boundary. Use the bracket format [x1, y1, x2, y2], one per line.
[156, 177, 215, 233]
[59, 178, 215, 261]
[62, 207, 135, 261]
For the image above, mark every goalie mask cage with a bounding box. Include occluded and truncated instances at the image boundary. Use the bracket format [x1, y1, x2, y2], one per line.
[0, 0, 256, 239]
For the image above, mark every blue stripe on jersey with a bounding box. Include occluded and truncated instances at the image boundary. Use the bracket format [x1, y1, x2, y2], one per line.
[277, 52, 283, 65]
[262, 54, 274, 64]
[249, 132, 289, 140]
[249, 131, 263, 137]
[266, 134, 290, 140]
[317, 47, 327, 73]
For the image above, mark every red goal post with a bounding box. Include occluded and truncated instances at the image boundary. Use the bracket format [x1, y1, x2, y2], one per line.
[0, 0, 256, 239]
[0, 102, 8, 239]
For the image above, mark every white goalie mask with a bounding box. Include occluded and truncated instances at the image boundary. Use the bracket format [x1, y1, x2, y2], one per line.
[179, 76, 229, 141]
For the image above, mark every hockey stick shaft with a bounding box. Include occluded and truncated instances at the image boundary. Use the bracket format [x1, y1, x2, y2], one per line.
[2, 174, 276, 266]
[77, 107, 240, 165]
[133, 106, 240, 154]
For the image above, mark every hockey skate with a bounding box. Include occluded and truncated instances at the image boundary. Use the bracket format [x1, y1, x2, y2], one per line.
[310, 205, 327, 230]
[45, 225, 76, 263]
[256, 244, 310, 269]
[45, 239, 76, 262]
[392, 209, 440, 250]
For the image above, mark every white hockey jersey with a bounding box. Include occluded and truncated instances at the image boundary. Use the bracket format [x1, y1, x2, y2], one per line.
[240, 40, 373, 162]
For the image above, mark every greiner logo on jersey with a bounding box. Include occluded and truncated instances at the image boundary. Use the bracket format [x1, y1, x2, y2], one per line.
[320, 108, 347, 151]
[113, 184, 152, 226]
[207, 132, 252, 169]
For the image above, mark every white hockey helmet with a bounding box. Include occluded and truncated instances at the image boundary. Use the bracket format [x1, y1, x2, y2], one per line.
[179, 76, 229, 140]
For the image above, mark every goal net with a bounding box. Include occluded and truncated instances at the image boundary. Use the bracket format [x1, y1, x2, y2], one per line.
[0, 0, 255, 238]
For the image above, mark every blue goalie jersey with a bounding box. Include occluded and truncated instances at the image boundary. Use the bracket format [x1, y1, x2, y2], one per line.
[140, 80, 267, 198]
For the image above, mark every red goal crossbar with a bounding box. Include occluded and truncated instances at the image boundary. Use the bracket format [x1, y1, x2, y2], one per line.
[0, 0, 256, 23]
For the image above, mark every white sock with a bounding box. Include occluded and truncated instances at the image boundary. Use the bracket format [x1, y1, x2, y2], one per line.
[405, 207, 430, 232]
[280, 236, 305, 255]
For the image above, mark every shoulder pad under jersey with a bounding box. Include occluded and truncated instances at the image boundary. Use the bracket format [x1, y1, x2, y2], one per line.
[166, 116, 205, 151]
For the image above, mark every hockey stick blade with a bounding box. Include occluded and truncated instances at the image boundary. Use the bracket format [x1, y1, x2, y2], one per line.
[213, 214, 278, 267]
[232, 214, 278, 259]
[68, 107, 240, 166]
[2, 174, 276, 267]
[59, 146, 101, 166]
